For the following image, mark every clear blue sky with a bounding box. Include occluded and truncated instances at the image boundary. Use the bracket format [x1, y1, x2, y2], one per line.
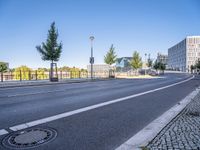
[0, 0, 200, 69]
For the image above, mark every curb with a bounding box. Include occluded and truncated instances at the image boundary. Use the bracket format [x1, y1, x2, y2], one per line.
[0, 78, 113, 88]
[116, 86, 200, 150]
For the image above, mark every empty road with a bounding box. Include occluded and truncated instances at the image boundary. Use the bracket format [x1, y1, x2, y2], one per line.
[0, 73, 199, 150]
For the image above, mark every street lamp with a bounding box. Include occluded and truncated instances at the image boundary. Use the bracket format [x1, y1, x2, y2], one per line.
[145, 53, 147, 75]
[89, 36, 95, 79]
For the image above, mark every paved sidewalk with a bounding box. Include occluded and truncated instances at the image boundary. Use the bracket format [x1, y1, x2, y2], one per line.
[0, 78, 110, 88]
[146, 90, 200, 150]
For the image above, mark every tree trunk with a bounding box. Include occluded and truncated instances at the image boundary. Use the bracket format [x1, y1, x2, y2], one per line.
[50, 61, 58, 82]
[50, 60, 53, 81]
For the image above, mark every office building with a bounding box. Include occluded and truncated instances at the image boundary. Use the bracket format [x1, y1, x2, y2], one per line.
[156, 53, 168, 65]
[168, 36, 200, 72]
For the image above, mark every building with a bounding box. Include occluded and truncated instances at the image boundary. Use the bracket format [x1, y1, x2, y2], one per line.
[87, 64, 114, 78]
[87, 64, 113, 72]
[156, 53, 168, 65]
[168, 36, 200, 72]
[116, 57, 132, 71]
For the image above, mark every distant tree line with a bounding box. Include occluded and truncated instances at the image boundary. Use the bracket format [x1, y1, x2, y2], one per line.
[103, 44, 166, 75]
[191, 61, 200, 72]
[3, 66, 87, 80]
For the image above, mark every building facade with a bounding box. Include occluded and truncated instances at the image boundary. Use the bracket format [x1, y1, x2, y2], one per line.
[116, 57, 132, 71]
[156, 53, 168, 65]
[87, 64, 113, 72]
[168, 36, 200, 72]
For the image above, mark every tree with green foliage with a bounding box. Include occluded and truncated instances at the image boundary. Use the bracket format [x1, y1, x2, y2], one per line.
[190, 65, 195, 73]
[104, 44, 117, 78]
[36, 22, 62, 81]
[195, 61, 200, 69]
[37, 68, 49, 80]
[147, 58, 153, 68]
[0, 62, 8, 72]
[104, 44, 117, 65]
[153, 61, 166, 74]
[130, 51, 143, 71]
[14, 66, 32, 80]
[58, 66, 71, 72]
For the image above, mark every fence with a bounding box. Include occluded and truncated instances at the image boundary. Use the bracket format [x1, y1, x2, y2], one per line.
[0, 71, 111, 82]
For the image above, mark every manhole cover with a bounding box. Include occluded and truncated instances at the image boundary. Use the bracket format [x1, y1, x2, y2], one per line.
[2, 128, 57, 149]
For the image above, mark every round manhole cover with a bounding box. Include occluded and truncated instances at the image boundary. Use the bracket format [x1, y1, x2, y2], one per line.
[2, 128, 57, 149]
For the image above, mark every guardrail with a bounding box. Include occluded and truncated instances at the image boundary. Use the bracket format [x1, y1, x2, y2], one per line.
[0, 71, 111, 82]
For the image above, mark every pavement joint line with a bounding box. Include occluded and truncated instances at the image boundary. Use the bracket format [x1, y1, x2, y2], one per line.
[116, 82, 199, 150]
[5, 76, 193, 134]
[6, 89, 66, 98]
[0, 79, 109, 89]
[0, 129, 9, 136]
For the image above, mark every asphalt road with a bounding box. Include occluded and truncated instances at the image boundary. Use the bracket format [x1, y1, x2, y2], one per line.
[0, 73, 199, 150]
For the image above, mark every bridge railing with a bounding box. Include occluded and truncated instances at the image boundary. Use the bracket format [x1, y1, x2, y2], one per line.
[0, 71, 111, 82]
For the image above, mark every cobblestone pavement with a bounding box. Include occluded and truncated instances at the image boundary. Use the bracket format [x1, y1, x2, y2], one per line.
[147, 91, 200, 150]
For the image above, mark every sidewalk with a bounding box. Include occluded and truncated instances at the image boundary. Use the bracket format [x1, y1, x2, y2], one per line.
[146, 89, 200, 150]
[0, 78, 110, 88]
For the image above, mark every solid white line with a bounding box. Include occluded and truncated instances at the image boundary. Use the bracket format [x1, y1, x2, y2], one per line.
[116, 83, 199, 150]
[0, 129, 8, 136]
[8, 76, 193, 132]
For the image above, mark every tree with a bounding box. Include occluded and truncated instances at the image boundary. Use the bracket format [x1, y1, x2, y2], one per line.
[195, 61, 200, 69]
[130, 51, 143, 71]
[104, 44, 117, 65]
[37, 68, 48, 79]
[58, 66, 71, 72]
[0, 62, 8, 72]
[190, 65, 195, 73]
[36, 22, 62, 81]
[147, 58, 153, 68]
[153, 61, 166, 74]
[14, 66, 32, 80]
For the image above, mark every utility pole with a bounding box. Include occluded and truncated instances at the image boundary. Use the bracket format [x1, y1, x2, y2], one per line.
[89, 36, 95, 79]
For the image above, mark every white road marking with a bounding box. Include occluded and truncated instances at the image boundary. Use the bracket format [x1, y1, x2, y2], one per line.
[6, 76, 194, 133]
[0, 129, 8, 136]
[116, 83, 200, 150]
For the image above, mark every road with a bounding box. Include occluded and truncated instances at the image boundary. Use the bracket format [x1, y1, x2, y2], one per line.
[0, 73, 199, 150]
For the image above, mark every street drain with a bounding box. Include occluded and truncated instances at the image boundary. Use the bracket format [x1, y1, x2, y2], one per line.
[2, 128, 57, 149]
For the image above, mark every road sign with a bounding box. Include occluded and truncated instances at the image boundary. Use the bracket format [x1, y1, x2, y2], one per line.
[90, 57, 94, 64]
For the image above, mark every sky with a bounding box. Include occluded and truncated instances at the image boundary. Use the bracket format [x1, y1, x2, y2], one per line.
[0, 0, 200, 69]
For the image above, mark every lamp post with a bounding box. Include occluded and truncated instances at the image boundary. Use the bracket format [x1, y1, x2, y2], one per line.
[89, 36, 95, 79]
[145, 53, 147, 75]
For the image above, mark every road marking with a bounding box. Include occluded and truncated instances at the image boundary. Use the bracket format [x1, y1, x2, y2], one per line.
[5, 76, 193, 133]
[116, 83, 200, 150]
[0, 129, 9, 136]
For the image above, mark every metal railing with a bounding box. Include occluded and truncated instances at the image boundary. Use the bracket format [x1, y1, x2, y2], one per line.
[0, 71, 111, 82]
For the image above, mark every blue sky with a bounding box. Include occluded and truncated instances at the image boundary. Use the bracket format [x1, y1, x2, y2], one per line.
[0, 0, 200, 69]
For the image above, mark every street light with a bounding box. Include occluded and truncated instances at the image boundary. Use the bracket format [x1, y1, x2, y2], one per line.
[145, 53, 147, 75]
[89, 36, 95, 79]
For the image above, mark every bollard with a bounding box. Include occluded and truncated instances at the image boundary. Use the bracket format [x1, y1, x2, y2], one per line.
[79, 71, 81, 78]
[29, 71, 31, 80]
[35, 70, 38, 80]
[70, 71, 72, 79]
[19, 70, 22, 81]
[60, 71, 62, 80]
